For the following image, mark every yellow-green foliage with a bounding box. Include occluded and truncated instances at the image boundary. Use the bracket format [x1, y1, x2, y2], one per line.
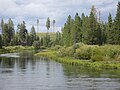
[56, 44, 120, 62]
[51, 45, 62, 51]
[74, 45, 120, 62]
[74, 45, 93, 60]
[2, 46, 34, 53]
[34, 44, 120, 70]
[35, 49, 120, 70]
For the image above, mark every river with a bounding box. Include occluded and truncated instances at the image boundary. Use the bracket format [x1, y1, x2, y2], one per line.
[0, 51, 120, 90]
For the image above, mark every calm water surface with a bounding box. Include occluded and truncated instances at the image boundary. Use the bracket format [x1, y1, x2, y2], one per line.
[0, 51, 120, 90]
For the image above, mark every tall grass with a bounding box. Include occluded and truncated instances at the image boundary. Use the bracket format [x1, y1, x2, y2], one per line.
[0, 46, 34, 54]
[35, 49, 120, 70]
[56, 44, 120, 63]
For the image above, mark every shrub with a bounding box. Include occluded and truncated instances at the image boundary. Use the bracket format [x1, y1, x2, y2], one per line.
[91, 55, 104, 62]
[40, 46, 46, 49]
[73, 43, 84, 49]
[57, 47, 68, 57]
[33, 41, 40, 50]
[74, 46, 92, 60]
[52, 45, 62, 50]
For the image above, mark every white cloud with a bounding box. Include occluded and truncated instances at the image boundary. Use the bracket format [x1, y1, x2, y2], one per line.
[0, 0, 119, 32]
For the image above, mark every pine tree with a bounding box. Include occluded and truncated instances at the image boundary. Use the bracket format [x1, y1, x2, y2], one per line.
[88, 9, 97, 45]
[11, 34, 19, 46]
[63, 15, 72, 46]
[82, 16, 89, 44]
[100, 22, 107, 44]
[8, 18, 14, 45]
[74, 13, 82, 43]
[46, 17, 50, 33]
[2, 23, 9, 46]
[18, 21, 28, 46]
[55, 31, 61, 45]
[106, 13, 114, 44]
[30, 26, 36, 45]
[114, 2, 120, 44]
[43, 34, 50, 47]
[53, 20, 55, 32]
[96, 23, 102, 45]
[70, 19, 75, 45]
[1, 18, 4, 29]
[0, 35, 2, 48]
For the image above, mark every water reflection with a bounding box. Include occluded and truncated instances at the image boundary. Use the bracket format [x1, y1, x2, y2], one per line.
[0, 51, 120, 90]
[63, 64, 120, 90]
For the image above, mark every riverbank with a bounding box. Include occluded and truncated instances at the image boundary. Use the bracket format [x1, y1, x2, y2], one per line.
[0, 46, 34, 54]
[35, 45, 120, 69]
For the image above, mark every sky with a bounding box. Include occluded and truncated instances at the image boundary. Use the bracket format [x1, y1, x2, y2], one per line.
[0, 0, 119, 32]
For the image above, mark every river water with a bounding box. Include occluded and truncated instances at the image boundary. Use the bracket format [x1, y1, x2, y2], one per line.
[0, 51, 120, 90]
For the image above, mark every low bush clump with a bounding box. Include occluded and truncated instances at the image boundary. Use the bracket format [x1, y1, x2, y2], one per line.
[33, 41, 40, 50]
[51, 45, 62, 50]
[74, 45, 93, 60]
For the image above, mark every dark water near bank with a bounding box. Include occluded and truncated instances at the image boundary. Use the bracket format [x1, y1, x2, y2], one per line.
[0, 51, 120, 90]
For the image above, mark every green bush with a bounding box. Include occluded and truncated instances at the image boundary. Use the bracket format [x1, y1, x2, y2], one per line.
[40, 46, 46, 49]
[73, 43, 84, 49]
[33, 41, 40, 50]
[74, 46, 92, 60]
[57, 44, 120, 62]
[57, 47, 68, 57]
[91, 55, 104, 62]
[52, 45, 62, 50]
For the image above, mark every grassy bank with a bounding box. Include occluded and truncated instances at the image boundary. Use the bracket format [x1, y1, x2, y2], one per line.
[0, 46, 34, 54]
[35, 44, 120, 70]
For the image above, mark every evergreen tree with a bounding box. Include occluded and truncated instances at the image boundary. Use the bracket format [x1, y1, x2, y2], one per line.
[30, 26, 36, 45]
[10, 34, 19, 46]
[62, 15, 72, 46]
[100, 22, 107, 44]
[82, 16, 89, 44]
[2, 23, 9, 46]
[106, 13, 114, 44]
[40, 37, 44, 46]
[8, 18, 14, 45]
[43, 33, 51, 47]
[55, 31, 61, 45]
[46, 17, 50, 33]
[96, 23, 102, 45]
[88, 9, 97, 45]
[74, 13, 82, 43]
[70, 19, 75, 45]
[18, 21, 28, 46]
[1, 18, 4, 29]
[53, 20, 55, 32]
[0, 35, 2, 48]
[114, 2, 120, 44]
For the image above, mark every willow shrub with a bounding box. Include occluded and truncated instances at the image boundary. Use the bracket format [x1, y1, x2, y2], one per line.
[51, 45, 62, 51]
[74, 45, 93, 60]
[57, 44, 120, 62]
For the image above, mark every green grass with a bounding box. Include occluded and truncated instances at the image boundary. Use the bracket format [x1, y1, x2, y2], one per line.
[36, 32, 56, 41]
[34, 49, 120, 70]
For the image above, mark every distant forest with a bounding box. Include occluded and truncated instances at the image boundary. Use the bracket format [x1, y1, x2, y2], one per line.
[0, 2, 120, 49]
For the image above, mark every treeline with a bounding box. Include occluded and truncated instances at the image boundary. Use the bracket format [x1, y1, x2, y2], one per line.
[62, 2, 120, 46]
[0, 2, 120, 49]
[0, 18, 62, 49]
[0, 19, 40, 48]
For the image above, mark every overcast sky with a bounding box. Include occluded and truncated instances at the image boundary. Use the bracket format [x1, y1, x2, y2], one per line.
[0, 0, 119, 32]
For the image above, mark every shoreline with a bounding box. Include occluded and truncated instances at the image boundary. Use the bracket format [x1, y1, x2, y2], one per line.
[0, 46, 34, 54]
[34, 50, 120, 70]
